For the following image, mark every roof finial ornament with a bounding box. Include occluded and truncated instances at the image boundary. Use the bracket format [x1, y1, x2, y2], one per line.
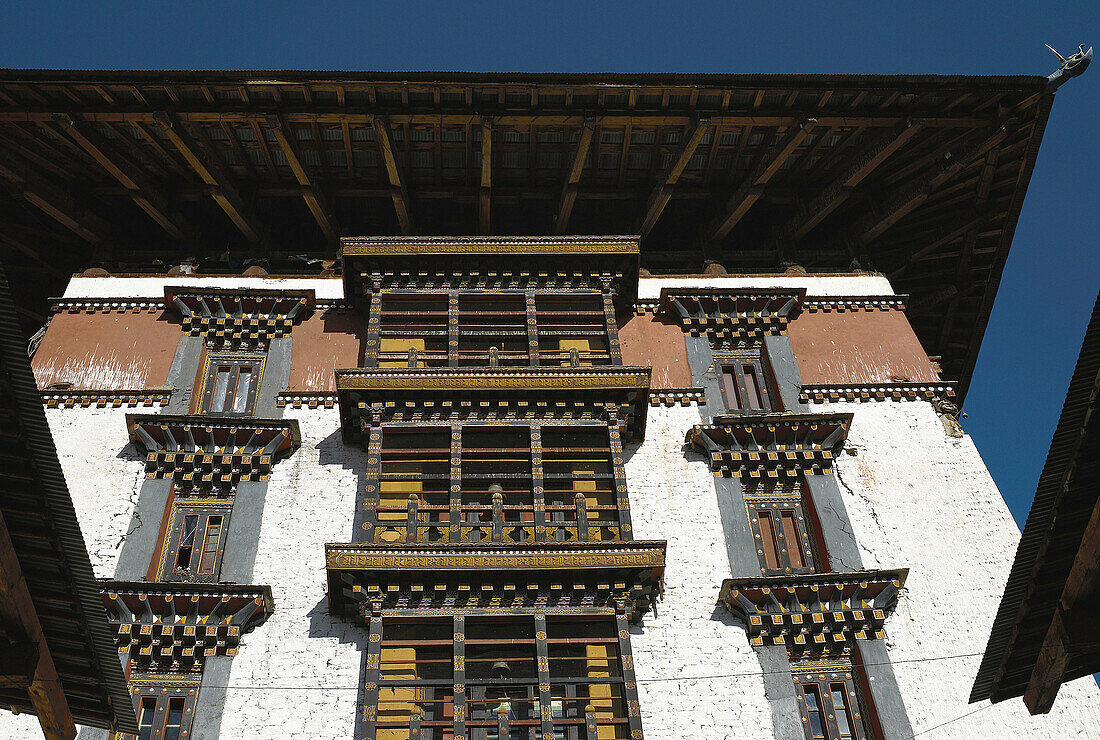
[1045, 43, 1092, 91]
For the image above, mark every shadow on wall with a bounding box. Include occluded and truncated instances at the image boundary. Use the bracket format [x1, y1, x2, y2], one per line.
[315, 425, 372, 542]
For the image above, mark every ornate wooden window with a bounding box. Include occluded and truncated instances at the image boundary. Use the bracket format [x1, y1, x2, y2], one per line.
[372, 615, 636, 740]
[367, 423, 627, 544]
[718, 348, 776, 412]
[743, 481, 819, 576]
[196, 351, 265, 415]
[154, 498, 232, 581]
[792, 660, 870, 740]
[110, 677, 199, 740]
[370, 290, 620, 369]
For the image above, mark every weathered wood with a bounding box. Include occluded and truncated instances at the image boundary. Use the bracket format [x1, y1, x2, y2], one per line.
[554, 119, 594, 234]
[702, 119, 818, 245]
[266, 113, 336, 242]
[479, 118, 492, 234]
[638, 118, 710, 237]
[373, 116, 412, 234]
[152, 111, 262, 243]
[52, 115, 191, 240]
[0, 149, 108, 244]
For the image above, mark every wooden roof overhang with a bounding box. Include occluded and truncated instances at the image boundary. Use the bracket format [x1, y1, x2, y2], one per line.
[334, 366, 652, 442]
[0, 266, 138, 735]
[0, 70, 1064, 399]
[656, 286, 805, 337]
[341, 235, 641, 307]
[686, 412, 852, 478]
[972, 294, 1100, 712]
[101, 581, 273, 670]
[324, 540, 666, 623]
[125, 413, 301, 488]
[719, 569, 908, 651]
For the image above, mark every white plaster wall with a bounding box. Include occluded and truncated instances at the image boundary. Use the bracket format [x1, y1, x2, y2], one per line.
[832, 399, 1100, 738]
[220, 408, 366, 740]
[626, 404, 771, 740]
[638, 274, 894, 300]
[47, 406, 147, 578]
[63, 275, 345, 300]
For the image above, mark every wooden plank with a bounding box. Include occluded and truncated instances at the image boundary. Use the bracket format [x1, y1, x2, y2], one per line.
[372, 117, 413, 234]
[778, 120, 922, 241]
[638, 118, 710, 237]
[479, 118, 492, 234]
[266, 113, 337, 242]
[152, 112, 262, 243]
[553, 118, 594, 234]
[702, 119, 818, 245]
[0, 511, 76, 740]
[52, 115, 190, 241]
[0, 149, 108, 245]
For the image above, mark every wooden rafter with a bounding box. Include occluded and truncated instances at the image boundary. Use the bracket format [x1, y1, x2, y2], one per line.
[266, 113, 337, 242]
[638, 118, 711, 238]
[0, 511, 76, 740]
[52, 114, 191, 241]
[153, 111, 262, 243]
[479, 118, 492, 234]
[853, 120, 1013, 244]
[0, 149, 107, 244]
[553, 118, 594, 234]
[701, 119, 818, 246]
[372, 116, 412, 235]
[777, 120, 922, 242]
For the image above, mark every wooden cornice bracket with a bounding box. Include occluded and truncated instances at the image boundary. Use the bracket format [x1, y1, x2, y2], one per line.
[266, 113, 337, 243]
[553, 117, 594, 234]
[638, 118, 711, 238]
[372, 116, 413, 235]
[479, 117, 493, 234]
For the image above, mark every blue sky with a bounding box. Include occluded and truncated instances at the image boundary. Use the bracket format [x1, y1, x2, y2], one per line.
[1, 1, 1097, 526]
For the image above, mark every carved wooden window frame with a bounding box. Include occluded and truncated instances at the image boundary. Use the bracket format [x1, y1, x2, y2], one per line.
[194, 351, 266, 416]
[744, 480, 818, 576]
[110, 677, 199, 740]
[153, 498, 233, 582]
[367, 422, 627, 545]
[369, 614, 639, 740]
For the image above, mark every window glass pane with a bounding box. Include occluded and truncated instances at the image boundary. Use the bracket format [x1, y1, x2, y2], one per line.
[176, 515, 198, 569]
[209, 367, 230, 412]
[232, 368, 252, 412]
[803, 686, 826, 739]
[721, 367, 742, 410]
[743, 364, 763, 409]
[832, 684, 854, 738]
[163, 698, 184, 740]
[757, 510, 780, 570]
[780, 510, 806, 569]
[137, 697, 157, 740]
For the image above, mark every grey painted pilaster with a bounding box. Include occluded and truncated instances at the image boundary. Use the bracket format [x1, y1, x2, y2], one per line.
[756, 646, 805, 739]
[685, 335, 722, 421]
[804, 474, 865, 572]
[858, 640, 914, 739]
[220, 481, 268, 583]
[713, 477, 762, 577]
[164, 335, 205, 414]
[113, 478, 172, 580]
[191, 656, 233, 740]
[763, 334, 808, 413]
[256, 336, 291, 418]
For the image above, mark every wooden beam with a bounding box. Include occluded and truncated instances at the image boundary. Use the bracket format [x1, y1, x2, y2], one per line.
[51, 115, 191, 241]
[152, 111, 262, 243]
[638, 118, 710, 238]
[372, 116, 413, 234]
[0, 149, 108, 245]
[266, 114, 337, 242]
[854, 121, 1014, 244]
[479, 118, 492, 234]
[886, 214, 984, 280]
[0, 511, 76, 740]
[553, 118, 594, 234]
[702, 118, 818, 245]
[777, 120, 921, 241]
